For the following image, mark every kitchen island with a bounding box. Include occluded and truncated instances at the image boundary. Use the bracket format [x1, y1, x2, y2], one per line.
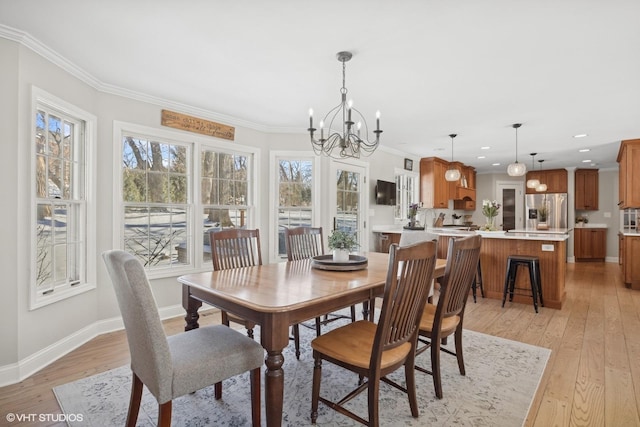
[372, 226, 570, 309]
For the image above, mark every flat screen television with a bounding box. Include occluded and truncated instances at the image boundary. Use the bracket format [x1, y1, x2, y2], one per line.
[375, 179, 396, 205]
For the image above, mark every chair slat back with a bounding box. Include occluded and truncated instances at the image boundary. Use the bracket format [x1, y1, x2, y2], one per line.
[372, 240, 437, 364]
[284, 226, 324, 261]
[439, 235, 482, 318]
[210, 229, 262, 271]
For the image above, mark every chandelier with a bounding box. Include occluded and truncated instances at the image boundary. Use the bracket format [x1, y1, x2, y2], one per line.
[507, 123, 527, 176]
[445, 133, 461, 181]
[308, 51, 382, 158]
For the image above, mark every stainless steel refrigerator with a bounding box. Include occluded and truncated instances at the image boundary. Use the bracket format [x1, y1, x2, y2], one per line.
[525, 193, 568, 230]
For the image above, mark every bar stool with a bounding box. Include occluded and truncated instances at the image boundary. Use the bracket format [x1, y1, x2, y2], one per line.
[502, 255, 544, 313]
[471, 259, 484, 303]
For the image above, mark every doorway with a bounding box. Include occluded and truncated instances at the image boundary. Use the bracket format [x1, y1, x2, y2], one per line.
[329, 160, 368, 251]
[496, 181, 525, 231]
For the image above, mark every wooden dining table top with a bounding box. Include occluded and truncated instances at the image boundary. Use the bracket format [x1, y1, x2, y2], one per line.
[178, 253, 446, 314]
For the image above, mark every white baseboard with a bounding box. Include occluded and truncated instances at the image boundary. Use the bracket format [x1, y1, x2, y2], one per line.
[0, 304, 187, 387]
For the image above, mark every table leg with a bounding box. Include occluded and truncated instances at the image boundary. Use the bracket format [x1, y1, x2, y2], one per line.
[182, 285, 202, 331]
[264, 349, 284, 426]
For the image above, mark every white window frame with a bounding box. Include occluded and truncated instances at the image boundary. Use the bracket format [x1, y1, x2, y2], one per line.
[394, 168, 420, 225]
[113, 121, 259, 279]
[30, 87, 97, 310]
[269, 151, 321, 263]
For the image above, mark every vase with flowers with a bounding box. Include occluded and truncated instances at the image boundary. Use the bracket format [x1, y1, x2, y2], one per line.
[404, 203, 424, 230]
[480, 200, 501, 231]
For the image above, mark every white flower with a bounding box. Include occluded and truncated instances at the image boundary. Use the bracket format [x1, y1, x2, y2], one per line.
[483, 199, 490, 206]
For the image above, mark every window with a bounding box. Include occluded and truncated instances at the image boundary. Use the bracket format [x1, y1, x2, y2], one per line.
[116, 122, 257, 276]
[271, 153, 319, 260]
[394, 170, 419, 224]
[121, 135, 190, 269]
[31, 88, 96, 309]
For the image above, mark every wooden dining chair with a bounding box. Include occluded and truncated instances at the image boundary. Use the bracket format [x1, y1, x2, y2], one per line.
[415, 234, 482, 399]
[310, 240, 437, 427]
[284, 226, 357, 359]
[102, 250, 263, 427]
[209, 228, 262, 398]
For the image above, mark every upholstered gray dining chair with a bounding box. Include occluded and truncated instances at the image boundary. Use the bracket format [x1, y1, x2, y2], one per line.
[103, 250, 264, 427]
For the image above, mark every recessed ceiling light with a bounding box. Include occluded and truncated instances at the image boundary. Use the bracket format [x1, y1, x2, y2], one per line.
[579, 148, 590, 152]
[582, 159, 591, 163]
[492, 162, 501, 166]
[481, 146, 491, 150]
[574, 134, 588, 138]
[477, 156, 486, 159]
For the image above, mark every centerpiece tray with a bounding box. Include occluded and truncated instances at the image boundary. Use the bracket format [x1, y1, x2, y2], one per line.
[311, 255, 368, 271]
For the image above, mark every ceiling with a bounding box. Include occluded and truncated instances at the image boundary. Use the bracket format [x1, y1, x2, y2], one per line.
[2, 0, 639, 173]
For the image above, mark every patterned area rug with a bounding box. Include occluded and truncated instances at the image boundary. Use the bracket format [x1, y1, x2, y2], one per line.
[54, 319, 550, 426]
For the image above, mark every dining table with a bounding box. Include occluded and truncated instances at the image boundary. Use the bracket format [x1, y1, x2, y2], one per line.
[178, 251, 446, 427]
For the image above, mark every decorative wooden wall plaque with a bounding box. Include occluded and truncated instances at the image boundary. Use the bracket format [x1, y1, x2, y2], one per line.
[161, 109, 235, 141]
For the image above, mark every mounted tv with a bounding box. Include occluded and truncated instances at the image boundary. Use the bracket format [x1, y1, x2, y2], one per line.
[376, 179, 397, 205]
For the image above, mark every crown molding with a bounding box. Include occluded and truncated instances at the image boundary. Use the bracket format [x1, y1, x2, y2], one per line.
[0, 24, 269, 133]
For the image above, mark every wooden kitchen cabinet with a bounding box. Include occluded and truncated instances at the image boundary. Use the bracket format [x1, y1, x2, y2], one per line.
[525, 168, 568, 194]
[420, 157, 476, 210]
[377, 232, 401, 253]
[420, 157, 450, 208]
[621, 234, 640, 290]
[574, 228, 606, 261]
[617, 139, 640, 208]
[575, 169, 599, 210]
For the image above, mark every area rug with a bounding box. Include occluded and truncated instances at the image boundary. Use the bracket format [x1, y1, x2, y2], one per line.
[54, 320, 550, 427]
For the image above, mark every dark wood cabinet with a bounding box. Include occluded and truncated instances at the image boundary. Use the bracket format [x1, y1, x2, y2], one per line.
[525, 169, 568, 194]
[575, 169, 599, 210]
[574, 228, 606, 261]
[617, 139, 640, 208]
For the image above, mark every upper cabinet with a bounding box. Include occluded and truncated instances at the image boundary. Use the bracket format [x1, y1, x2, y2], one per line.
[419, 157, 476, 209]
[420, 157, 450, 208]
[525, 168, 568, 194]
[618, 139, 640, 209]
[575, 169, 599, 210]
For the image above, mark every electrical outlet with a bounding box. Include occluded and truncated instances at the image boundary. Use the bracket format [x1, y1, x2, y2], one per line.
[604, 212, 611, 218]
[542, 244, 554, 251]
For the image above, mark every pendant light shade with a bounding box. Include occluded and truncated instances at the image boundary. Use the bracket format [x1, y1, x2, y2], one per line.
[536, 159, 547, 192]
[507, 123, 527, 177]
[445, 133, 461, 182]
[526, 153, 540, 188]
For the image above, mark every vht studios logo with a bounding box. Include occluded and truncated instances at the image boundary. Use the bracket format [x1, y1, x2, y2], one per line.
[5, 412, 84, 423]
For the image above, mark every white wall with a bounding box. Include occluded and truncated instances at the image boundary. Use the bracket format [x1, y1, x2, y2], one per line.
[0, 37, 409, 383]
[0, 38, 20, 367]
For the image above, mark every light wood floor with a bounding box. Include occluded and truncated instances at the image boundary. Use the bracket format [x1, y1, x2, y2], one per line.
[1, 262, 639, 426]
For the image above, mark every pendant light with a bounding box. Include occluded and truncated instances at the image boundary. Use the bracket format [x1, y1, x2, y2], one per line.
[536, 159, 547, 192]
[526, 153, 540, 188]
[444, 133, 461, 181]
[507, 123, 527, 176]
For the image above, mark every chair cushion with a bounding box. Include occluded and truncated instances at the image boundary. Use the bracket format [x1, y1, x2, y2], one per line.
[311, 320, 412, 370]
[167, 325, 264, 401]
[419, 303, 460, 337]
